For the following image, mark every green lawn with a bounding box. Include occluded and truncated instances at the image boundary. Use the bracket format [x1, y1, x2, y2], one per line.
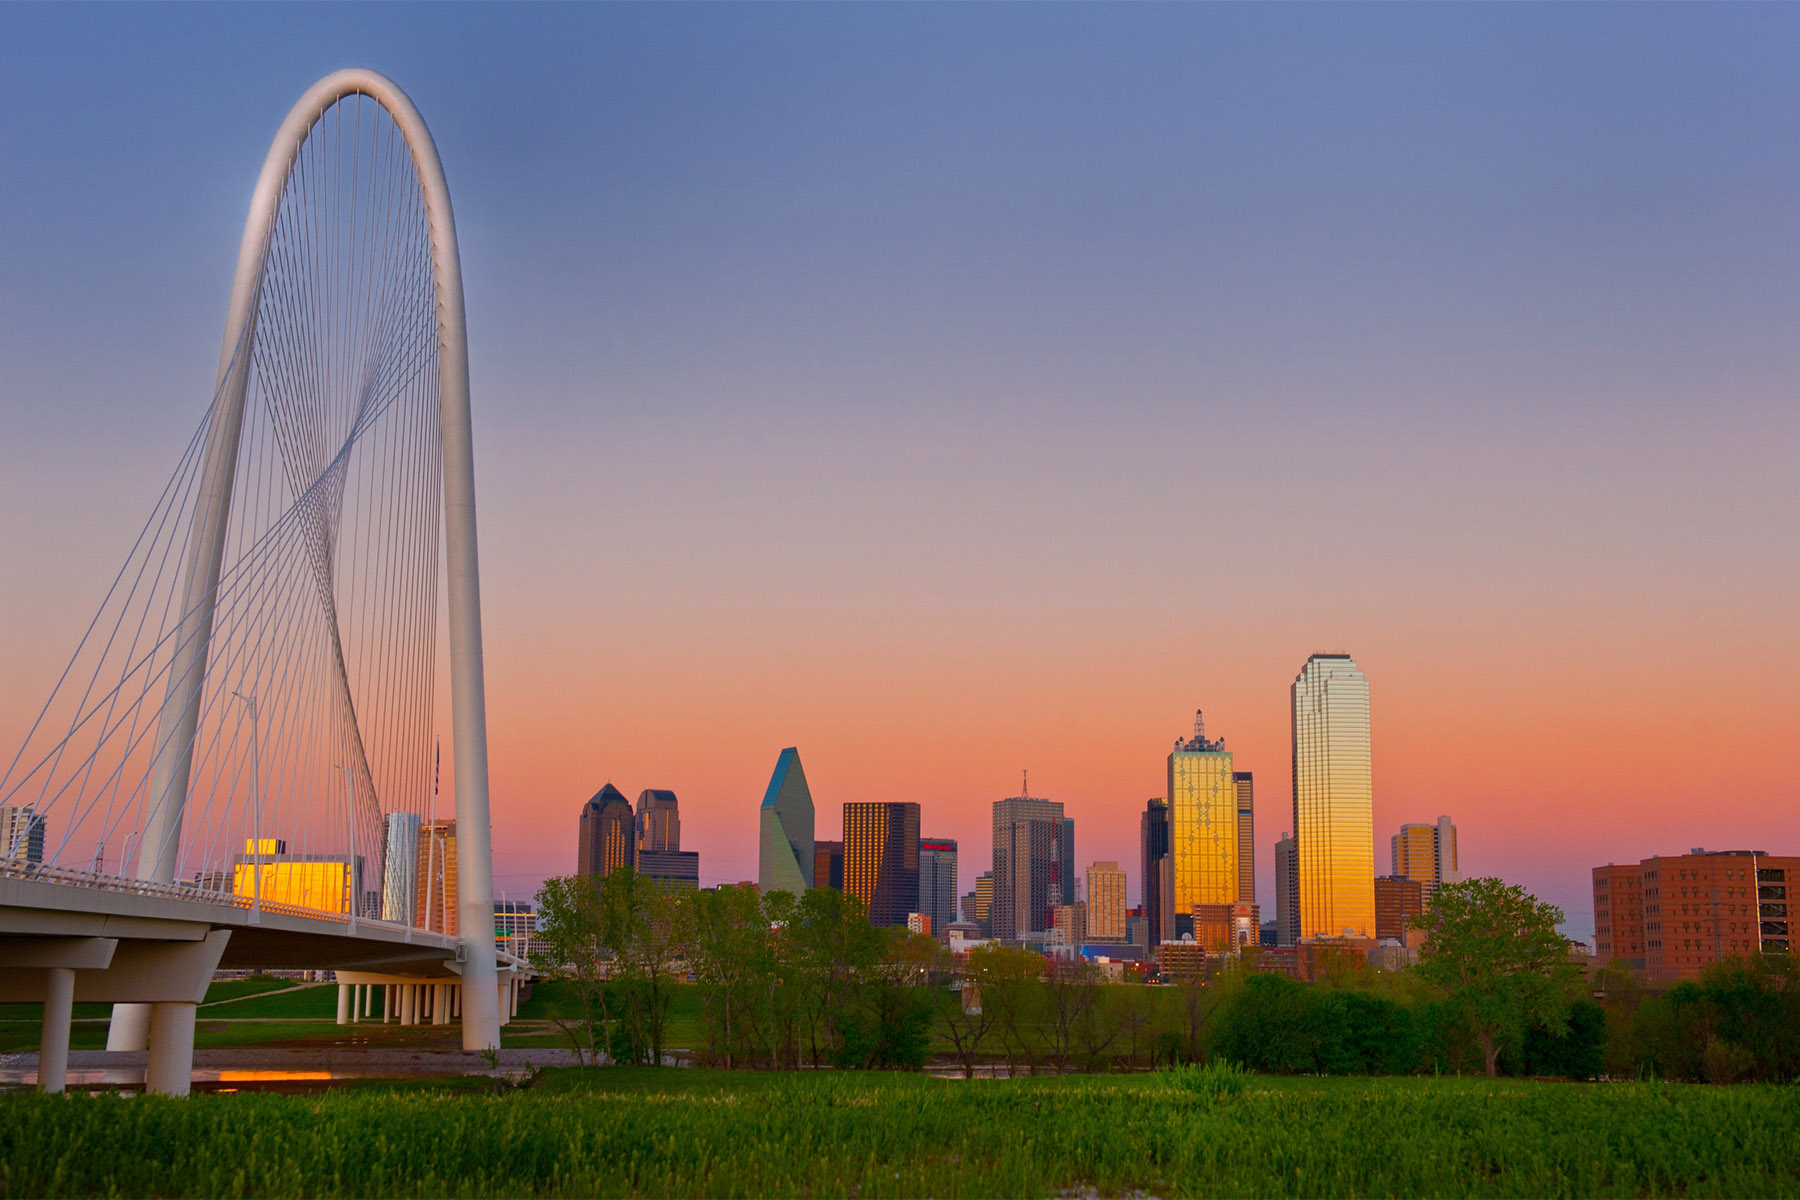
[3, 1069, 1796, 1197]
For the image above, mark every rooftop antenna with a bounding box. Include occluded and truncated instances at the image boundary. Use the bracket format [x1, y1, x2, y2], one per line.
[1194, 710, 1205, 743]
[1022, 769, 1028, 798]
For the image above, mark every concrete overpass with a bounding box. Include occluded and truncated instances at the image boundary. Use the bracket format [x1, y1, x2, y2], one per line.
[1, 863, 527, 1094]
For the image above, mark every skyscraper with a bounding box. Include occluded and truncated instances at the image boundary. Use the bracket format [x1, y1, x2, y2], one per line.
[416, 820, 457, 934]
[1292, 654, 1375, 939]
[1060, 817, 1076, 920]
[1168, 711, 1238, 918]
[813, 840, 845, 891]
[757, 747, 814, 894]
[919, 837, 959, 941]
[0, 804, 46, 863]
[1275, 832, 1299, 947]
[844, 802, 920, 926]
[992, 791, 1065, 939]
[1375, 875, 1424, 940]
[578, 783, 635, 879]
[974, 871, 994, 935]
[1140, 798, 1170, 947]
[380, 811, 420, 923]
[635, 789, 681, 853]
[1086, 860, 1127, 943]
[1234, 773, 1255, 906]
[1391, 816, 1460, 904]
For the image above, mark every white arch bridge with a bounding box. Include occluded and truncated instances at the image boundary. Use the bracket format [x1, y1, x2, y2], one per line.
[0, 69, 523, 1094]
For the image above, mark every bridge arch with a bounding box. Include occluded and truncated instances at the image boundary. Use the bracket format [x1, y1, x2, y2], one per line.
[118, 68, 499, 1051]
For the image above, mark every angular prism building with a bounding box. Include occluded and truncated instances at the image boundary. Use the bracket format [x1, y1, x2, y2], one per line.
[758, 747, 815, 894]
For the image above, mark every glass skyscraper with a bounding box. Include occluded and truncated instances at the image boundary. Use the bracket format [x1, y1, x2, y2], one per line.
[918, 836, 958, 940]
[757, 747, 815, 894]
[1291, 654, 1375, 939]
[844, 802, 920, 926]
[1167, 710, 1238, 918]
[1140, 797, 1170, 947]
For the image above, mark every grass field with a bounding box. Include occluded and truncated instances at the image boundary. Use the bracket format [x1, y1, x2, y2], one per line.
[3, 1068, 1796, 1197]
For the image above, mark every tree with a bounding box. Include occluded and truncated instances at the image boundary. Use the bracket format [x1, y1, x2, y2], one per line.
[977, 947, 1048, 1076]
[1412, 877, 1580, 1077]
[531, 875, 615, 1065]
[688, 884, 771, 1068]
[1109, 982, 1156, 1071]
[598, 868, 692, 1067]
[940, 946, 1004, 1078]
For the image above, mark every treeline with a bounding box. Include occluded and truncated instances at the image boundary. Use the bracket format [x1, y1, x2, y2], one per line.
[533, 872, 1800, 1081]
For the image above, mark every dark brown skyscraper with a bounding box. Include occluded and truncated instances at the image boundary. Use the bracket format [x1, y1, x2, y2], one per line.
[844, 802, 920, 926]
[993, 791, 1065, 939]
[813, 840, 845, 891]
[578, 783, 635, 878]
[1374, 874, 1424, 940]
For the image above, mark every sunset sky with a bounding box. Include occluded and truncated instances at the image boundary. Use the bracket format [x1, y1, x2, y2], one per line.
[3, 5, 1798, 939]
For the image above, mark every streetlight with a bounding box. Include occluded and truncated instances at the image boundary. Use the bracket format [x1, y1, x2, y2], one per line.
[233, 691, 260, 920]
[337, 764, 358, 932]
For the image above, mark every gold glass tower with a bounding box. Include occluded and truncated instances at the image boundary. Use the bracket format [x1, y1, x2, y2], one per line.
[1291, 654, 1375, 939]
[1167, 711, 1238, 918]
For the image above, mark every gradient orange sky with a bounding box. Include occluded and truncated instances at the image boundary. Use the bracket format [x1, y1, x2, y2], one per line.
[3, 6, 1798, 938]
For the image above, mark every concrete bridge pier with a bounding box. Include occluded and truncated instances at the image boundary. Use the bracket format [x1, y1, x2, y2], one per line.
[1, 931, 229, 1096]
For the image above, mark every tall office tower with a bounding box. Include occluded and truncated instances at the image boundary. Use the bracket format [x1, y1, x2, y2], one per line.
[1374, 875, 1424, 940]
[0, 804, 46, 863]
[415, 820, 458, 934]
[1392, 816, 1460, 904]
[758, 747, 815, 894]
[578, 783, 636, 878]
[1292, 654, 1376, 939]
[1086, 860, 1128, 943]
[1060, 818, 1076, 915]
[919, 837, 959, 941]
[1141, 798, 1170, 947]
[1275, 832, 1299, 946]
[844, 802, 920, 926]
[813, 840, 845, 891]
[380, 811, 421, 923]
[1592, 849, 1796, 981]
[992, 792, 1065, 939]
[974, 871, 994, 935]
[1234, 773, 1255, 905]
[635, 789, 681, 853]
[961, 889, 978, 924]
[1168, 710, 1239, 921]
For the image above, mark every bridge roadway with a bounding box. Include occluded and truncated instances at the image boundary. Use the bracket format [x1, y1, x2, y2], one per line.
[0, 863, 528, 1094]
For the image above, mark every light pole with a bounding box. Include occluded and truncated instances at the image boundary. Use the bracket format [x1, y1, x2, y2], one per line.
[233, 691, 259, 919]
[338, 764, 358, 931]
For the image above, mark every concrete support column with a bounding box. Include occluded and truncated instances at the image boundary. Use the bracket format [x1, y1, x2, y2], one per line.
[404, 983, 418, 1026]
[106, 1001, 151, 1052]
[432, 983, 449, 1026]
[511, 977, 520, 1018]
[39, 967, 75, 1094]
[384, 984, 394, 1023]
[452, 984, 460, 1019]
[145, 1002, 197, 1096]
[336, 983, 351, 1026]
[351, 984, 361, 1024]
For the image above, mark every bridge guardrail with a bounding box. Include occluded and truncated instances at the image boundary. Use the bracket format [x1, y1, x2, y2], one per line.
[0, 858, 438, 935]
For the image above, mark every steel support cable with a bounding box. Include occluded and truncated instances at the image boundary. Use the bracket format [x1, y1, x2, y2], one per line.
[0, 330, 244, 811]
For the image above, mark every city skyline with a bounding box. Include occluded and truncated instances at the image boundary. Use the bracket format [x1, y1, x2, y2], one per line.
[4, 6, 1799, 941]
